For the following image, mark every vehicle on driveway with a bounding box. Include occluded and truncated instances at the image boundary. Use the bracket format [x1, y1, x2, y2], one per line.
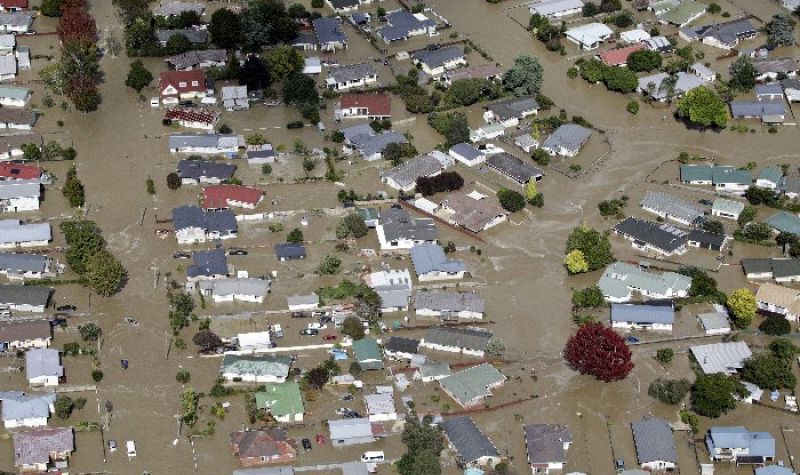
[323, 334, 337, 341]
[227, 249, 248, 256]
[56, 305, 76, 312]
[108, 440, 117, 452]
[316, 434, 326, 445]
[172, 251, 191, 259]
[308, 322, 327, 330]
[301, 438, 312, 451]
[300, 328, 319, 336]
[625, 336, 640, 345]
[336, 407, 353, 415]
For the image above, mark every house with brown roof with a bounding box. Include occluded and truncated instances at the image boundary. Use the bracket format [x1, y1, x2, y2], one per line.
[229, 429, 297, 467]
[440, 191, 507, 233]
[0, 319, 51, 352]
[335, 93, 391, 120]
[164, 108, 219, 130]
[159, 70, 206, 103]
[755, 282, 800, 322]
[202, 185, 264, 210]
[598, 43, 646, 66]
[13, 427, 74, 472]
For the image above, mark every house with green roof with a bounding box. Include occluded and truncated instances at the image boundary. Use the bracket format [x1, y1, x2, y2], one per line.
[351, 337, 383, 370]
[439, 363, 505, 408]
[711, 198, 745, 220]
[0, 86, 30, 107]
[220, 354, 292, 383]
[680, 164, 713, 184]
[255, 382, 304, 423]
[756, 167, 783, 190]
[767, 211, 800, 235]
[659, 1, 706, 26]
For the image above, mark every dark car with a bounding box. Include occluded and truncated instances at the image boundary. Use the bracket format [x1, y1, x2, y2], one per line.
[341, 394, 354, 401]
[173, 252, 191, 259]
[343, 410, 361, 418]
[56, 305, 76, 312]
[698, 199, 713, 206]
[227, 249, 248, 256]
[301, 438, 312, 451]
[625, 336, 640, 345]
[319, 316, 333, 323]
[300, 328, 319, 336]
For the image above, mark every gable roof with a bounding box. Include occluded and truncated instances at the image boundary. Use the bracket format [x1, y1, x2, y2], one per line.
[680, 18, 756, 46]
[202, 184, 263, 209]
[707, 427, 775, 457]
[415, 291, 485, 313]
[632, 417, 677, 464]
[687, 229, 727, 248]
[384, 336, 419, 354]
[410, 243, 465, 275]
[641, 191, 703, 223]
[381, 153, 445, 189]
[221, 354, 292, 378]
[599, 43, 646, 66]
[199, 278, 270, 298]
[439, 363, 505, 405]
[0, 220, 50, 246]
[177, 159, 236, 181]
[0, 391, 55, 422]
[767, 211, 800, 235]
[611, 303, 675, 325]
[659, 1, 705, 25]
[690, 341, 752, 374]
[352, 337, 383, 369]
[412, 46, 465, 69]
[598, 261, 691, 301]
[274, 243, 306, 259]
[159, 69, 206, 94]
[171, 206, 237, 234]
[165, 49, 227, 70]
[156, 28, 208, 44]
[441, 416, 499, 463]
[755, 282, 800, 314]
[524, 424, 571, 465]
[0, 162, 40, 180]
[378, 10, 436, 42]
[13, 427, 73, 466]
[712, 198, 745, 215]
[0, 284, 51, 307]
[313, 17, 347, 45]
[487, 152, 544, 184]
[339, 94, 391, 116]
[613, 217, 688, 254]
[440, 191, 506, 232]
[229, 429, 295, 460]
[328, 63, 377, 83]
[486, 96, 540, 121]
[0, 107, 34, 125]
[168, 133, 242, 150]
[379, 207, 437, 242]
[424, 326, 492, 351]
[0, 319, 51, 344]
[542, 124, 592, 154]
[25, 348, 62, 380]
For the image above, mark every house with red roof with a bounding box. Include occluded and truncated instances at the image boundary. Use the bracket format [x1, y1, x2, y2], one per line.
[159, 70, 206, 103]
[335, 93, 391, 120]
[598, 43, 646, 67]
[0, 162, 39, 180]
[229, 429, 296, 467]
[0, 0, 28, 11]
[203, 185, 264, 210]
[164, 108, 219, 130]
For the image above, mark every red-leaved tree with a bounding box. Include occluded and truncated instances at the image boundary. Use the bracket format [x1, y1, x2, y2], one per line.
[564, 323, 633, 382]
[57, 6, 97, 47]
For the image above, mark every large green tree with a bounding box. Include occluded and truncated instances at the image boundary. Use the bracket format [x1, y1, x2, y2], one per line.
[626, 50, 662, 72]
[741, 353, 797, 389]
[241, 0, 297, 50]
[729, 56, 757, 92]
[727, 288, 757, 328]
[765, 13, 796, 48]
[85, 250, 126, 297]
[503, 54, 544, 97]
[397, 414, 443, 475]
[265, 46, 305, 80]
[208, 8, 242, 49]
[565, 225, 614, 272]
[691, 374, 745, 418]
[676, 87, 728, 128]
[125, 59, 153, 92]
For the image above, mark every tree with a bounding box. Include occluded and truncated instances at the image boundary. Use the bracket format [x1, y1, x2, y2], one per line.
[679, 266, 719, 298]
[760, 316, 791, 335]
[564, 250, 589, 274]
[691, 373, 745, 418]
[146, 177, 156, 195]
[656, 348, 674, 365]
[564, 323, 633, 382]
[239, 55, 271, 91]
[286, 228, 304, 243]
[415, 172, 464, 196]
[58, 5, 98, 47]
[765, 14, 796, 48]
[702, 219, 724, 234]
[67, 74, 101, 112]
[336, 214, 369, 239]
[283, 72, 319, 120]
[442, 78, 486, 106]
[303, 366, 330, 390]
[776, 232, 799, 254]
[349, 361, 363, 377]
[311, 0, 323, 7]
[342, 316, 365, 340]
[60, 221, 105, 274]
[727, 288, 757, 328]
[503, 55, 544, 96]
[192, 330, 222, 350]
[41, 0, 62, 17]
[571, 286, 603, 308]
[626, 100, 640, 114]
[55, 395, 75, 419]
[486, 337, 505, 357]
[208, 8, 242, 49]
[627, 50, 662, 72]
[241, 0, 297, 50]
[125, 59, 153, 92]
[85, 250, 125, 297]
[166, 172, 181, 190]
[427, 112, 470, 147]
[770, 338, 799, 360]
[598, 199, 624, 217]
[397, 413, 443, 475]
[707, 2, 721, 13]
[165, 33, 192, 55]
[579, 59, 605, 83]
[741, 353, 797, 389]
[602, 66, 638, 93]
[729, 56, 757, 92]
[176, 370, 191, 383]
[63, 165, 85, 207]
[648, 378, 690, 404]
[745, 186, 779, 206]
[383, 142, 417, 166]
[497, 189, 526, 212]
[737, 205, 757, 226]
[565, 225, 614, 272]
[317, 255, 342, 275]
[265, 46, 305, 80]
[676, 87, 728, 128]
[79, 323, 102, 341]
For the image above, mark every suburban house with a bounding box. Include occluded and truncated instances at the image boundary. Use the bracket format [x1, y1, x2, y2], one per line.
[220, 354, 292, 383]
[680, 164, 752, 194]
[221, 85, 248, 111]
[632, 417, 677, 471]
[439, 363, 505, 408]
[638, 71, 705, 101]
[529, 0, 584, 18]
[767, 211, 800, 235]
[246, 144, 276, 165]
[328, 418, 385, 446]
[611, 302, 674, 331]
[613, 217, 689, 256]
[470, 122, 506, 142]
[755, 282, 800, 321]
[658, 1, 706, 26]
[168, 133, 243, 156]
[690, 341, 752, 375]
[229, 429, 296, 467]
[155, 28, 209, 47]
[565, 22, 613, 50]
[325, 63, 378, 91]
[0, 162, 40, 182]
[712, 198, 745, 220]
[286, 294, 319, 312]
[12, 427, 74, 473]
[274, 243, 306, 261]
[414, 361, 451, 382]
[25, 348, 62, 387]
[0, 179, 40, 212]
[186, 249, 227, 282]
[375, 207, 437, 251]
[597, 262, 691, 302]
[376, 9, 437, 43]
[487, 152, 544, 185]
[690, 62, 716, 82]
[756, 166, 783, 190]
[756, 466, 793, 475]
[0, 11, 32, 33]
[730, 100, 786, 125]
[752, 57, 798, 82]
[364, 392, 397, 422]
[483, 96, 539, 128]
[0, 108, 35, 129]
[325, 0, 377, 13]
[679, 18, 757, 50]
[620, 27, 651, 43]
[0, 319, 51, 352]
[335, 93, 391, 120]
[742, 258, 800, 283]
[440, 191, 507, 233]
[441, 64, 503, 87]
[0, 219, 50, 248]
[524, 424, 571, 474]
[448, 143, 485, 167]
[0, 284, 51, 313]
[172, 205, 238, 244]
[410, 243, 466, 281]
[313, 17, 347, 51]
[159, 70, 207, 102]
[0, 133, 42, 160]
[756, 83, 785, 101]
[0, 85, 29, 106]
[236, 331, 271, 351]
[412, 46, 467, 76]
[0, 392, 55, 429]
[441, 416, 501, 467]
[255, 382, 304, 423]
[420, 326, 493, 357]
[380, 151, 452, 192]
[177, 160, 236, 185]
[0, 1, 28, 12]
[515, 133, 539, 153]
[153, 1, 205, 17]
[163, 108, 219, 130]
[415, 291, 485, 320]
[341, 122, 407, 161]
[698, 311, 732, 336]
[687, 229, 729, 252]
[202, 185, 263, 210]
[364, 268, 412, 313]
[541, 124, 592, 157]
[782, 78, 800, 102]
[382, 336, 419, 360]
[165, 49, 228, 71]
[640, 191, 703, 226]
[352, 337, 384, 370]
[199, 278, 271, 304]
[705, 427, 775, 464]
[599, 43, 645, 67]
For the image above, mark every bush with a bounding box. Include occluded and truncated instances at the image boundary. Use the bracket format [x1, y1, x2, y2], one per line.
[317, 255, 342, 275]
[261, 164, 272, 175]
[760, 316, 791, 336]
[567, 67, 578, 79]
[415, 171, 464, 196]
[532, 149, 550, 165]
[287, 228, 304, 244]
[311, 0, 323, 7]
[648, 378, 690, 405]
[655, 348, 674, 364]
[598, 199, 624, 216]
[55, 395, 75, 419]
[342, 316, 365, 340]
[497, 189, 526, 212]
[79, 323, 102, 341]
[166, 172, 181, 190]
[626, 100, 639, 114]
[176, 370, 191, 383]
[571, 286, 604, 308]
[91, 369, 104, 382]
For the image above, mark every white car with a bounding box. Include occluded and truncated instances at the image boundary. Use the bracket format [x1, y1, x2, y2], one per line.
[307, 322, 328, 330]
[126, 440, 136, 458]
[149, 97, 159, 108]
[107, 440, 117, 452]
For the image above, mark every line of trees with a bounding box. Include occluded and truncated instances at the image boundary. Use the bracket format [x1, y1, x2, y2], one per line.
[415, 172, 464, 196]
[60, 220, 126, 297]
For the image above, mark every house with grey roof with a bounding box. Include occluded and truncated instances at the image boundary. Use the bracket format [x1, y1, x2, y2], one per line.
[172, 205, 237, 244]
[0, 107, 35, 129]
[524, 424, 572, 473]
[613, 217, 689, 256]
[153, 1, 204, 17]
[381, 151, 451, 191]
[177, 159, 236, 185]
[377, 9, 437, 43]
[275, 243, 306, 261]
[487, 152, 544, 185]
[0, 12, 32, 33]
[679, 18, 757, 50]
[199, 278, 270, 304]
[632, 417, 677, 471]
[186, 249, 227, 282]
[287, 294, 319, 312]
[414, 360, 451, 382]
[483, 96, 539, 128]
[0, 284, 51, 313]
[165, 49, 227, 71]
[687, 229, 729, 252]
[0, 178, 40, 212]
[313, 17, 347, 51]
[690, 62, 716, 82]
[712, 198, 745, 220]
[529, 0, 584, 18]
[611, 303, 674, 331]
[742, 258, 800, 283]
[410, 243, 466, 281]
[168, 133, 243, 156]
[440, 191, 508, 233]
[698, 311, 731, 335]
[541, 124, 591, 157]
[156, 28, 208, 46]
[222, 85, 248, 111]
[376, 207, 437, 251]
[13, 427, 74, 472]
[753, 57, 798, 82]
[383, 336, 419, 360]
[439, 363, 505, 408]
[783, 78, 800, 102]
[690, 341, 751, 375]
[364, 391, 396, 422]
[25, 348, 62, 387]
[640, 191, 703, 226]
[730, 100, 786, 124]
[597, 262, 691, 303]
[326, 0, 372, 13]
[756, 83, 784, 101]
[325, 63, 378, 91]
[0, 391, 55, 429]
[448, 143, 485, 167]
[0, 219, 50, 249]
[415, 291, 485, 320]
[767, 211, 800, 235]
[0, 319, 51, 352]
[441, 416, 501, 467]
[706, 427, 775, 463]
[221, 354, 292, 383]
[638, 71, 705, 102]
[0, 252, 49, 280]
[420, 326, 492, 357]
[344, 125, 408, 161]
[328, 418, 384, 446]
[364, 268, 412, 313]
[0, 85, 29, 107]
[0, 132, 42, 160]
[412, 46, 467, 76]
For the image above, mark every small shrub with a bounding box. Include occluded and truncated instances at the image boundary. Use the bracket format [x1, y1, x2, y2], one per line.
[176, 370, 191, 384]
[626, 100, 639, 114]
[655, 348, 674, 364]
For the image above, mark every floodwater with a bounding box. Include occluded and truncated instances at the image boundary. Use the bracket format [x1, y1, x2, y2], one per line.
[0, 0, 799, 474]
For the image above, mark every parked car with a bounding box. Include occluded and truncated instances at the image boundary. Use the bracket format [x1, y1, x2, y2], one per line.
[323, 334, 337, 341]
[308, 322, 327, 330]
[126, 440, 137, 458]
[172, 251, 191, 259]
[316, 434, 326, 445]
[625, 336, 640, 345]
[301, 438, 312, 451]
[108, 440, 117, 452]
[300, 328, 319, 336]
[698, 199, 713, 206]
[227, 249, 248, 256]
[343, 410, 361, 418]
[336, 407, 353, 415]
[56, 305, 76, 312]
[341, 394, 354, 401]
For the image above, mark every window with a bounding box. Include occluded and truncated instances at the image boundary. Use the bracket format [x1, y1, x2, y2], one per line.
[178, 82, 187, 88]
[191, 81, 199, 86]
